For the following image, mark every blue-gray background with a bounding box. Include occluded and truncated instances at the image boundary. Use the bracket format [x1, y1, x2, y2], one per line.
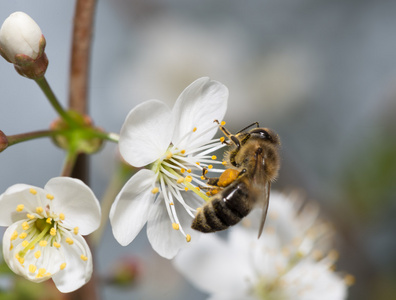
[1, 1, 396, 299]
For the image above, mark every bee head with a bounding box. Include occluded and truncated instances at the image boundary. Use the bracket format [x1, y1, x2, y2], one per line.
[249, 128, 280, 145]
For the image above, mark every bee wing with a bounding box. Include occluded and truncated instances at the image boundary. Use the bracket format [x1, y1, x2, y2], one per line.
[257, 181, 270, 238]
[251, 148, 270, 238]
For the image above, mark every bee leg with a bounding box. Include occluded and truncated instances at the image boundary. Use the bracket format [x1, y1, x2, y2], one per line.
[202, 167, 220, 186]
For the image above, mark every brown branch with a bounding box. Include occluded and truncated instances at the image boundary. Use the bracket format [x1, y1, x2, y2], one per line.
[64, 1, 99, 300]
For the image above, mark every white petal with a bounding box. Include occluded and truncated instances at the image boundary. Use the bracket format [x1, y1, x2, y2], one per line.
[119, 100, 174, 167]
[0, 184, 48, 226]
[2, 221, 25, 277]
[172, 77, 228, 148]
[45, 177, 101, 235]
[110, 169, 156, 246]
[146, 196, 186, 259]
[52, 234, 93, 293]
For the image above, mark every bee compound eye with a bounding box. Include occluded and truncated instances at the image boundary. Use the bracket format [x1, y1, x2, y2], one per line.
[251, 129, 271, 140]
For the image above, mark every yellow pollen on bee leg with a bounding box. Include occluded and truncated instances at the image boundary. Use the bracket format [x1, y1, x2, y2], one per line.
[59, 213, 65, 221]
[22, 221, 29, 230]
[60, 263, 67, 270]
[46, 194, 54, 200]
[16, 204, 24, 212]
[80, 255, 88, 261]
[29, 188, 37, 195]
[39, 240, 47, 247]
[73, 227, 79, 235]
[186, 234, 191, 242]
[19, 232, 27, 239]
[200, 176, 205, 180]
[211, 155, 217, 160]
[220, 137, 225, 143]
[34, 251, 41, 259]
[50, 228, 56, 236]
[172, 223, 180, 230]
[65, 237, 74, 245]
[29, 264, 37, 273]
[151, 187, 159, 194]
[46, 218, 52, 224]
[36, 207, 43, 214]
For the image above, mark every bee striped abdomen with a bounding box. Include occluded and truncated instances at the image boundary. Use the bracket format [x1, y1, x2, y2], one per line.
[192, 181, 251, 233]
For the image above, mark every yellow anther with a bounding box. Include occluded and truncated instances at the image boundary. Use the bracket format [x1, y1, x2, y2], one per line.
[19, 232, 27, 239]
[73, 227, 79, 235]
[201, 175, 206, 180]
[196, 162, 200, 165]
[184, 187, 189, 191]
[27, 214, 35, 220]
[181, 150, 186, 154]
[22, 221, 29, 230]
[187, 169, 192, 173]
[34, 251, 41, 259]
[29, 264, 37, 273]
[9, 243, 13, 250]
[195, 187, 200, 191]
[151, 187, 159, 194]
[11, 231, 18, 241]
[46, 194, 54, 200]
[60, 263, 67, 270]
[169, 202, 174, 205]
[180, 168, 186, 174]
[22, 240, 29, 248]
[53, 242, 61, 248]
[177, 177, 184, 184]
[16, 204, 24, 212]
[46, 218, 52, 224]
[211, 155, 217, 160]
[193, 127, 197, 132]
[16, 255, 24, 264]
[220, 121, 226, 126]
[206, 191, 211, 196]
[36, 207, 43, 214]
[344, 274, 355, 286]
[38, 268, 46, 276]
[208, 165, 213, 169]
[222, 161, 227, 165]
[220, 136, 225, 143]
[185, 176, 192, 183]
[50, 228, 56, 236]
[59, 213, 65, 221]
[172, 223, 180, 230]
[80, 255, 88, 261]
[29, 188, 37, 195]
[39, 240, 47, 247]
[186, 234, 191, 242]
[66, 237, 74, 245]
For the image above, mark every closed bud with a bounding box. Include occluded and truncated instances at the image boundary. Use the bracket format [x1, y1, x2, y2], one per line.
[0, 12, 48, 79]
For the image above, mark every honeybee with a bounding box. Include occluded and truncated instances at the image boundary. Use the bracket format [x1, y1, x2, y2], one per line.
[191, 121, 280, 237]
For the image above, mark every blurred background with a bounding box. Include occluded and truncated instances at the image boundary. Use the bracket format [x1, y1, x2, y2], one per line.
[1, 0, 396, 299]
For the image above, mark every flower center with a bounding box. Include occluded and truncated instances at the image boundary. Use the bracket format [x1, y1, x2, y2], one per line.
[10, 188, 88, 279]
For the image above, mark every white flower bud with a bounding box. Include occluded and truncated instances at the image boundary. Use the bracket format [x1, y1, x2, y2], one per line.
[0, 12, 42, 63]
